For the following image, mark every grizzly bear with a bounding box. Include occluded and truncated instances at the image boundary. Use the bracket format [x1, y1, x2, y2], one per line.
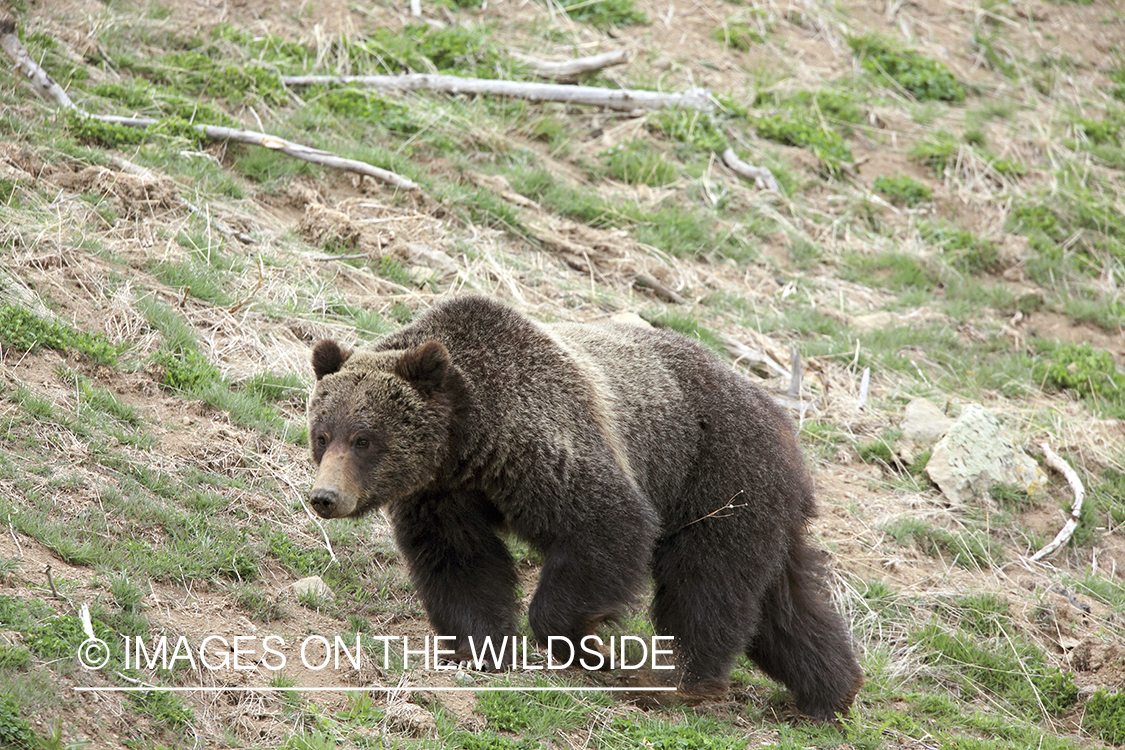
[306, 296, 863, 719]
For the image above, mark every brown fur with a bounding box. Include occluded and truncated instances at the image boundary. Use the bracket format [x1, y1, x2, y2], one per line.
[306, 296, 863, 719]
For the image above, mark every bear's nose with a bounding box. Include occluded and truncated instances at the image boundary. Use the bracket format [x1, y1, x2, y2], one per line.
[309, 488, 339, 518]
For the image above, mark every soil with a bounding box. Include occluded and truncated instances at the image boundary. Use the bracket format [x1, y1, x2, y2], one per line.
[3, 0, 1125, 746]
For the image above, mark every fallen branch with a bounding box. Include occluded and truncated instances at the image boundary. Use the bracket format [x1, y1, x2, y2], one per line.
[0, 18, 73, 108]
[281, 73, 714, 113]
[508, 49, 630, 83]
[1029, 442, 1085, 563]
[99, 116, 422, 191]
[721, 333, 788, 379]
[632, 273, 685, 304]
[787, 345, 803, 399]
[721, 148, 780, 192]
[0, 19, 420, 193]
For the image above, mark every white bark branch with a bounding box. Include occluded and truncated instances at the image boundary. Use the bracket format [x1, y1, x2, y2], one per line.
[0, 18, 74, 109]
[282, 73, 714, 113]
[508, 49, 630, 83]
[721, 147, 780, 192]
[93, 115, 423, 192]
[1029, 442, 1085, 563]
[0, 19, 420, 193]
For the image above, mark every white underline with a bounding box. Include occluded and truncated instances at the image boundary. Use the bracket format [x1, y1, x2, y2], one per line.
[75, 686, 675, 693]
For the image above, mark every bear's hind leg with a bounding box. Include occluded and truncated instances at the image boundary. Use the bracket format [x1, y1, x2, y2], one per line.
[746, 540, 863, 720]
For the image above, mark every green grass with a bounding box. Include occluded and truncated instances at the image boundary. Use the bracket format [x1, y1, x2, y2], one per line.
[884, 518, 1000, 570]
[842, 251, 940, 292]
[912, 619, 1078, 717]
[137, 296, 300, 439]
[1085, 690, 1125, 745]
[599, 140, 682, 187]
[477, 683, 604, 736]
[642, 309, 725, 353]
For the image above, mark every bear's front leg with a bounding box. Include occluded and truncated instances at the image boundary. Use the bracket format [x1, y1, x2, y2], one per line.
[389, 490, 519, 670]
[524, 478, 657, 667]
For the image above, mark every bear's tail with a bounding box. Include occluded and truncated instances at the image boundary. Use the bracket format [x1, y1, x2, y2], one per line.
[746, 538, 864, 721]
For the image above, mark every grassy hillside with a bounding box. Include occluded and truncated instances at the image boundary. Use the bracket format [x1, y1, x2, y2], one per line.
[0, 0, 1124, 747]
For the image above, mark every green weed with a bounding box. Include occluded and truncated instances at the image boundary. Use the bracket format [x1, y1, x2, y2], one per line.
[911, 131, 961, 173]
[711, 21, 763, 51]
[849, 34, 966, 102]
[842, 251, 940, 292]
[0, 695, 36, 749]
[920, 221, 1002, 274]
[0, 304, 120, 366]
[548, 0, 647, 28]
[0, 645, 31, 671]
[873, 174, 932, 206]
[1033, 341, 1125, 417]
[477, 680, 607, 737]
[989, 483, 1034, 512]
[607, 713, 745, 750]
[642, 309, 725, 353]
[154, 51, 286, 106]
[648, 110, 728, 154]
[912, 620, 1077, 716]
[751, 110, 853, 175]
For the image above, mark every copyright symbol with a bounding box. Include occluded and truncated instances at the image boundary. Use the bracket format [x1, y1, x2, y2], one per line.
[78, 638, 110, 670]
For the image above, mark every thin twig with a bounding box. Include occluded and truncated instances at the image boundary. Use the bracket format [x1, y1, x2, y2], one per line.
[45, 564, 59, 598]
[1029, 442, 1085, 562]
[679, 491, 747, 529]
[632, 273, 685, 304]
[228, 255, 264, 315]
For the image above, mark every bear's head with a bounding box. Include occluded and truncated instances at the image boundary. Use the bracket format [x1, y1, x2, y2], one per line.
[306, 339, 454, 519]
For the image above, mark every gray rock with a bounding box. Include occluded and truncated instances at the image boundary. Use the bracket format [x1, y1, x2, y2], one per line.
[925, 404, 1047, 505]
[385, 701, 437, 737]
[291, 575, 334, 600]
[901, 398, 954, 447]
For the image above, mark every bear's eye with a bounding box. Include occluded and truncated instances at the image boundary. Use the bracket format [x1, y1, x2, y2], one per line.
[315, 434, 327, 449]
[354, 436, 370, 450]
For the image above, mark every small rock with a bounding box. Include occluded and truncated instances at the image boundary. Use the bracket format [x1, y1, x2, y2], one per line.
[385, 701, 437, 737]
[901, 398, 953, 447]
[609, 312, 652, 328]
[852, 311, 895, 333]
[401, 242, 457, 272]
[925, 404, 1047, 505]
[290, 575, 334, 600]
[452, 670, 474, 685]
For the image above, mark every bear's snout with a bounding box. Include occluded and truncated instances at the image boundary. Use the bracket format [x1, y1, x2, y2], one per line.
[309, 487, 340, 518]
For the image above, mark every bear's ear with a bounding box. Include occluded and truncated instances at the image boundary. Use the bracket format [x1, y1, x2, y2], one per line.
[312, 339, 352, 380]
[395, 340, 450, 395]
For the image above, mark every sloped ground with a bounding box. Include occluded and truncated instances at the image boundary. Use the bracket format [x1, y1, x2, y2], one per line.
[0, 0, 1124, 747]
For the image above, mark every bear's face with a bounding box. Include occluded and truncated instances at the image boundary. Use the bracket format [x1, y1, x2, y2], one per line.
[306, 339, 453, 519]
